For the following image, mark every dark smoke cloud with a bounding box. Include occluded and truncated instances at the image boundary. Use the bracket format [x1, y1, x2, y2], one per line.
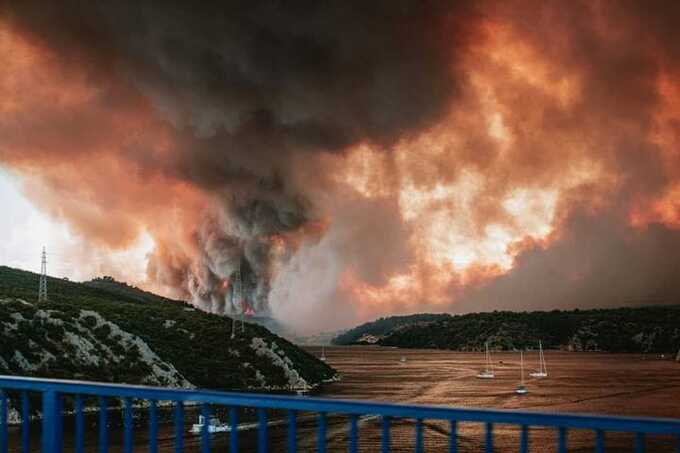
[3, 0, 469, 154]
[0, 0, 476, 319]
[1, 0, 680, 332]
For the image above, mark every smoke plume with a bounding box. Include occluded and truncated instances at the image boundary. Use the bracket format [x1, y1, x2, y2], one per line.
[1, 1, 679, 332]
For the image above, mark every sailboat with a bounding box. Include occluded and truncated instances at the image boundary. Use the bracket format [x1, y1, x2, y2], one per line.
[529, 340, 548, 378]
[320, 346, 327, 362]
[516, 351, 528, 394]
[476, 342, 495, 379]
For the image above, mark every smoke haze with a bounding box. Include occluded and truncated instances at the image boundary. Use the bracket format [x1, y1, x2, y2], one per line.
[1, 1, 679, 332]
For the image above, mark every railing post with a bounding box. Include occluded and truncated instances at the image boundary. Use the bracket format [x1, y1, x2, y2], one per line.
[288, 410, 297, 453]
[318, 412, 327, 453]
[257, 408, 268, 453]
[229, 406, 239, 453]
[520, 424, 529, 453]
[349, 414, 359, 453]
[42, 390, 61, 453]
[201, 403, 211, 453]
[634, 432, 645, 453]
[56, 393, 63, 453]
[74, 395, 84, 453]
[485, 422, 493, 453]
[415, 418, 424, 453]
[149, 400, 158, 453]
[21, 391, 30, 453]
[595, 429, 604, 453]
[174, 402, 184, 453]
[0, 390, 7, 453]
[381, 416, 391, 453]
[99, 397, 108, 453]
[123, 398, 133, 453]
[558, 427, 567, 453]
[449, 420, 457, 453]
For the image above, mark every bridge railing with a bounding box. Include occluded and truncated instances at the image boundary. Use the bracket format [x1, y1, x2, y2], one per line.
[1, 375, 679, 452]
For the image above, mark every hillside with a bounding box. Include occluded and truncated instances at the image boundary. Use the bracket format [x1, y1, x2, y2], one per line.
[332, 313, 452, 345]
[84, 275, 187, 306]
[0, 266, 336, 391]
[335, 307, 680, 354]
[87, 276, 295, 338]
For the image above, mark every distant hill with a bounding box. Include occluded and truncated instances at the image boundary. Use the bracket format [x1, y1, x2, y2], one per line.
[0, 266, 336, 391]
[294, 329, 348, 346]
[332, 313, 452, 345]
[334, 307, 680, 354]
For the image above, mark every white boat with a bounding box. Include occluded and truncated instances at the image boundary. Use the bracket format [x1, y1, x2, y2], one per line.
[320, 345, 327, 362]
[529, 340, 548, 378]
[191, 415, 231, 434]
[476, 342, 495, 379]
[400, 356, 407, 363]
[516, 351, 528, 395]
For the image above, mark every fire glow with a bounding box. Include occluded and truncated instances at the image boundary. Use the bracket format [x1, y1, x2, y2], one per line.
[1, 1, 680, 332]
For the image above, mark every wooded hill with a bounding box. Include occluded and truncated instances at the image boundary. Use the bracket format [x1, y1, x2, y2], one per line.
[0, 265, 336, 391]
[334, 307, 680, 353]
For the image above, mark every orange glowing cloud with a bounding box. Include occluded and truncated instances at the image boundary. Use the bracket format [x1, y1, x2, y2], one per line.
[2, 1, 680, 333]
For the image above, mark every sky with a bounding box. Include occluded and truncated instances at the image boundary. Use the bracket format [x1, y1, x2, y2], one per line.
[0, 168, 154, 283]
[0, 168, 62, 275]
[1, 1, 679, 333]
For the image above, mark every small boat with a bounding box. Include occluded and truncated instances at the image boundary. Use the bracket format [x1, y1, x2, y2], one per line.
[529, 340, 548, 378]
[190, 415, 231, 434]
[476, 342, 495, 379]
[516, 351, 528, 395]
[320, 345, 327, 362]
[400, 356, 407, 363]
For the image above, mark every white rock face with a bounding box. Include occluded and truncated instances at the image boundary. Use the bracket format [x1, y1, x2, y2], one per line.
[250, 337, 310, 390]
[1, 297, 332, 397]
[77, 310, 194, 388]
[0, 299, 193, 389]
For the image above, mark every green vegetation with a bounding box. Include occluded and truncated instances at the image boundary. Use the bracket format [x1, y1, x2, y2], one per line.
[0, 266, 336, 391]
[335, 307, 680, 353]
[333, 313, 452, 345]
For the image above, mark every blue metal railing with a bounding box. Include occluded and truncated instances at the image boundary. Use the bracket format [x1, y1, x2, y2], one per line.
[1, 375, 679, 452]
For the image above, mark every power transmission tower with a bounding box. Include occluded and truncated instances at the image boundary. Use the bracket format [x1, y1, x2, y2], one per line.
[38, 247, 48, 302]
[230, 260, 242, 339]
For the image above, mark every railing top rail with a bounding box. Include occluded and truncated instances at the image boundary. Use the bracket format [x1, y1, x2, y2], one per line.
[1, 375, 679, 434]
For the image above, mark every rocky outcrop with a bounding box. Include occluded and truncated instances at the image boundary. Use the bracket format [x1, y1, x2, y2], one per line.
[0, 298, 191, 387]
[0, 265, 337, 392]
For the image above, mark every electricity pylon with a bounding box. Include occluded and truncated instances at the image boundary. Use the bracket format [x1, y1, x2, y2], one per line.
[230, 260, 242, 339]
[38, 247, 48, 302]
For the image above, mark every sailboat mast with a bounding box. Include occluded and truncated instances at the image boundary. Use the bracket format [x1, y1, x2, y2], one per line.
[486, 342, 491, 372]
[539, 341, 546, 374]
